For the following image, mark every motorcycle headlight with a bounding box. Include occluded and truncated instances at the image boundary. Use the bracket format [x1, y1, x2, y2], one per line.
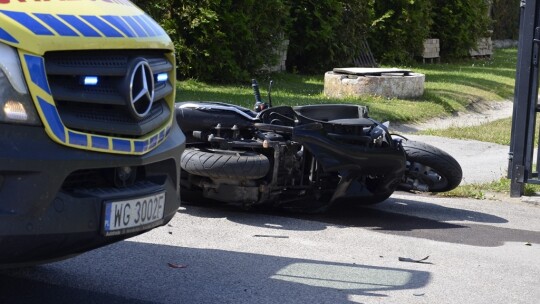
[0, 43, 40, 125]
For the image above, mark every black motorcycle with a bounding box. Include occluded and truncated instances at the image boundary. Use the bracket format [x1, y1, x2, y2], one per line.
[175, 80, 462, 212]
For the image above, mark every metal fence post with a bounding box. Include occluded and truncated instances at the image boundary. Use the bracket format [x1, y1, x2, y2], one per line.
[510, 0, 540, 196]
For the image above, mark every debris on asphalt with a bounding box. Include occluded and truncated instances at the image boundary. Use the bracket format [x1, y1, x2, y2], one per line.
[398, 255, 432, 264]
[167, 263, 188, 269]
[253, 235, 289, 239]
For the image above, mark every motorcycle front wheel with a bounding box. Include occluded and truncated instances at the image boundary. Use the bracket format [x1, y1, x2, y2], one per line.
[400, 140, 462, 192]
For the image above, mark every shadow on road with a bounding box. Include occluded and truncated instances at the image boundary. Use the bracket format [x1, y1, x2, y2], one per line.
[0, 241, 430, 304]
[182, 195, 540, 247]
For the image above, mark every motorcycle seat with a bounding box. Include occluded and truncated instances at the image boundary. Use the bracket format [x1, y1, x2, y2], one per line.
[328, 118, 375, 126]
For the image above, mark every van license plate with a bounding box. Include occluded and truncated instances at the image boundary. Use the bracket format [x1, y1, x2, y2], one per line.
[103, 192, 165, 236]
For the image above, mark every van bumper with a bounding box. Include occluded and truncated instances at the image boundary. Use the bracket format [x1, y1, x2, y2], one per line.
[0, 123, 185, 266]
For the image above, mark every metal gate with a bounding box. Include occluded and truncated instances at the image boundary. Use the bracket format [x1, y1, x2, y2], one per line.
[509, 0, 540, 196]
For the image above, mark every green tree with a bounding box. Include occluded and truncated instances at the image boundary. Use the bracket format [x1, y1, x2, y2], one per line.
[491, 0, 520, 40]
[431, 0, 492, 58]
[286, 0, 371, 73]
[368, 0, 433, 65]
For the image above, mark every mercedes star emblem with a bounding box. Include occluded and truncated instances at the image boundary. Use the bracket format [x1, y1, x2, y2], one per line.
[128, 59, 155, 119]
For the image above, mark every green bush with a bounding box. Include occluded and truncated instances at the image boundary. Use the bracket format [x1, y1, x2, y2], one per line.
[369, 0, 492, 62]
[431, 0, 492, 58]
[491, 0, 520, 40]
[133, 0, 289, 82]
[368, 0, 432, 65]
[285, 0, 371, 73]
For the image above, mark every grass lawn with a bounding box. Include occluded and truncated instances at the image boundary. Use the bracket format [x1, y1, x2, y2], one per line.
[422, 117, 513, 145]
[438, 175, 540, 199]
[176, 48, 517, 123]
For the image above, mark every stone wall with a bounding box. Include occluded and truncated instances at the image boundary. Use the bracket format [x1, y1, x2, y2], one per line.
[423, 39, 440, 59]
[470, 37, 493, 57]
[264, 39, 289, 73]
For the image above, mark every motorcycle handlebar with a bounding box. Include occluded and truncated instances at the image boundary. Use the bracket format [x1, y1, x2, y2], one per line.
[252, 79, 263, 104]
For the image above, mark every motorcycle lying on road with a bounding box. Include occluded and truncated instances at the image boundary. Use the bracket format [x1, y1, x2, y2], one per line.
[175, 80, 462, 212]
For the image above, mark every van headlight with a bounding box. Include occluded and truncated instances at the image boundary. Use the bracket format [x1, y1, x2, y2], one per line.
[0, 43, 40, 125]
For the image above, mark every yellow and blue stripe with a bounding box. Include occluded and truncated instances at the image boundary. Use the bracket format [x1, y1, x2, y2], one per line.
[0, 10, 166, 39]
[0, 26, 18, 43]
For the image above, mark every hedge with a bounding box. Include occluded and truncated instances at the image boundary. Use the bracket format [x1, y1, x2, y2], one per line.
[285, 0, 371, 73]
[133, 0, 289, 82]
[134, 0, 494, 80]
[368, 0, 432, 65]
[431, 0, 491, 58]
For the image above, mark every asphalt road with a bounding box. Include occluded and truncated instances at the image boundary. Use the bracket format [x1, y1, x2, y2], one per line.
[1, 193, 540, 304]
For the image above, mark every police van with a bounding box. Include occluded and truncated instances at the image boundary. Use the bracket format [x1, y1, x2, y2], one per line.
[0, 0, 185, 266]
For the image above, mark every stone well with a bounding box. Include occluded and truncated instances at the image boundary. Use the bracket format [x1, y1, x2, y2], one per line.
[324, 68, 425, 99]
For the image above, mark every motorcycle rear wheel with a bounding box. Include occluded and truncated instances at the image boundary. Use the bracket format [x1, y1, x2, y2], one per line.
[181, 148, 270, 180]
[401, 140, 462, 192]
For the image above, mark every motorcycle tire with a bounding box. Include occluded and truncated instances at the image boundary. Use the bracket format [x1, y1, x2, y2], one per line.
[401, 140, 462, 192]
[181, 148, 270, 180]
